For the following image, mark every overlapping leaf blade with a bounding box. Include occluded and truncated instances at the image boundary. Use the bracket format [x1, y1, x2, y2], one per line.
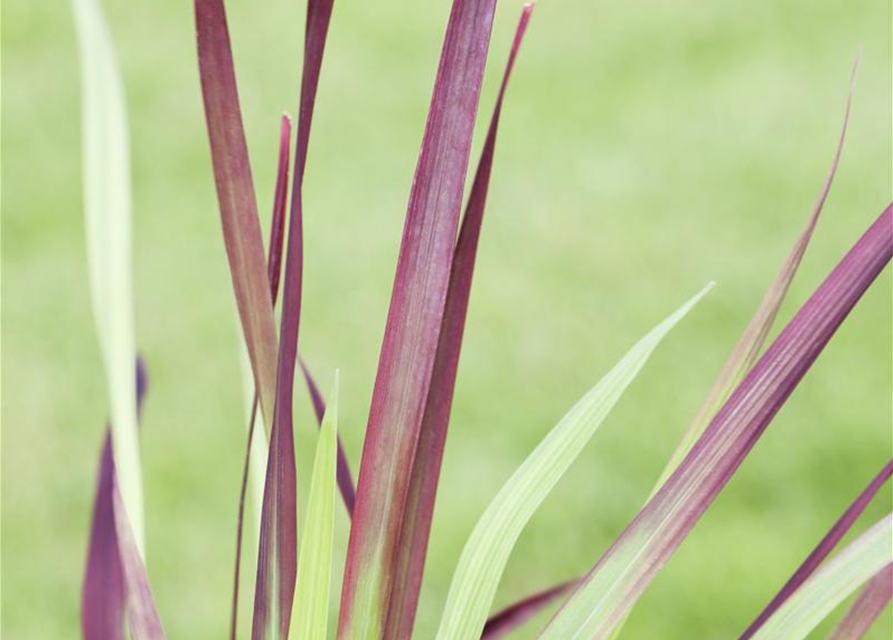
[231, 113, 293, 640]
[434, 285, 712, 640]
[659, 59, 859, 478]
[382, 7, 534, 639]
[739, 459, 893, 640]
[72, 0, 144, 554]
[536, 205, 893, 640]
[747, 514, 892, 640]
[825, 564, 893, 640]
[477, 57, 865, 640]
[336, 2, 497, 638]
[252, 0, 336, 635]
[481, 580, 576, 640]
[290, 375, 340, 640]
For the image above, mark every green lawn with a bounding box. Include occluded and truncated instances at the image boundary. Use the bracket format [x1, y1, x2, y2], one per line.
[2, 0, 891, 638]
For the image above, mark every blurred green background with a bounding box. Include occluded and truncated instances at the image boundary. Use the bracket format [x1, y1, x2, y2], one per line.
[2, 0, 891, 638]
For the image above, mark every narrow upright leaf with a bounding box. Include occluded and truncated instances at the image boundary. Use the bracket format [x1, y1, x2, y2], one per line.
[747, 514, 892, 640]
[337, 2, 497, 639]
[825, 564, 893, 640]
[383, 7, 534, 639]
[536, 205, 893, 640]
[195, 0, 280, 431]
[291, 374, 340, 640]
[253, 0, 336, 637]
[231, 113, 293, 640]
[739, 459, 893, 640]
[72, 0, 144, 554]
[434, 286, 712, 640]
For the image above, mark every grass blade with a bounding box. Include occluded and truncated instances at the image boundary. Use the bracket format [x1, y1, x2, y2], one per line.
[434, 285, 712, 640]
[825, 564, 893, 640]
[336, 2, 497, 639]
[382, 7, 534, 639]
[536, 205, 893, 640]
[290, 374, 340, 640]
[481, 580, 576, 640]
[300, 359, 357, 516]
[659, 56, 859, 483]
[479, 71, 862, 635]
[739, 459, 893, 640]
[231, 113, 293, 640]
[72, 0, 144, 554]
[82, 359, 148, 640]
[747, 515, 892, 640]
[195, 0, 280, 431]
[252, 0, 335, 636]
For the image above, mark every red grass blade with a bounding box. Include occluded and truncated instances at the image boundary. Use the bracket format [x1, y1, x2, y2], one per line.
[382, 7, 534, 640]
[826, 564, 893, 640]
[231, 114, 293, 640]
[738, 459, 893, 640]
[110, 473, 166, 639]
[82, 359, 148, 640]
[195, 0, 280, 433]
[537, 204, 893, 639]
[336, 2, 497, 637]
[252, 0, 335, 637]
[481, 579, 576, 640]
[83, 359, 164, 640]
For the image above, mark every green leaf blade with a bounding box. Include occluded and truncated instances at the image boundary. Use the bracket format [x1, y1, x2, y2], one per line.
[72, 0, 144, 555]
[291, 374, 340, 640]
[433, 284, 713, 640]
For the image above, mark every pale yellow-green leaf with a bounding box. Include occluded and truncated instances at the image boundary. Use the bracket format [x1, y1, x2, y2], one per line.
[291, 372, 339, 640]
[72, 0, 144, 555]
[433, 284, 713, 640]
[750, 513, 892, 640]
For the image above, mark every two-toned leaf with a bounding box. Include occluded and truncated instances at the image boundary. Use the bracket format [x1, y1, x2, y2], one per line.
[337, 2, 498, 638]
[825, 564, 893, 640]
[383, 7, 535, 639]
[747, 514, 892, 640]
[536, 204, 892, 640]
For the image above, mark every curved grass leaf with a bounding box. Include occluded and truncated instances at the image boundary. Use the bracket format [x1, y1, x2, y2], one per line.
[337, 2, 497, 639]
[83, 359, 148, 640]
[290, 374, 340, 640]
[72, 0, 144, 554]
[382, 7, 534, 639]
[739, 459, 893, 640]
[825, 564, 893, 640]
[747, 514, 892, 640]
[658, 57, 859, 480]
[478, 66, 863, 640]
[536, 205, 893, 640]
[434, 285, 713, 640]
